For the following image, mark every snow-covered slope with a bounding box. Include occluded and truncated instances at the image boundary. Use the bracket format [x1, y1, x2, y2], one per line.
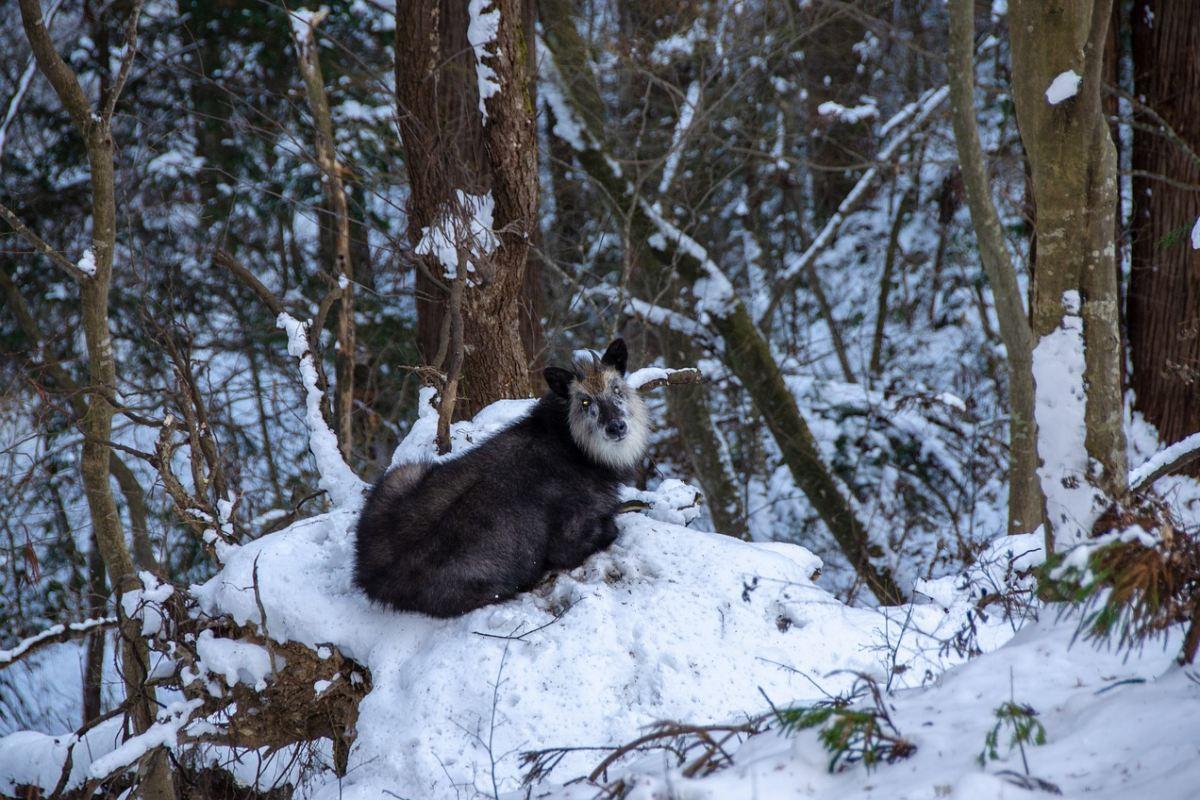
[183, 395, 1004, 798]
[538, 614, 1200, 800]
[11, 396, 1195, 800]
[194, 498, 986, 799]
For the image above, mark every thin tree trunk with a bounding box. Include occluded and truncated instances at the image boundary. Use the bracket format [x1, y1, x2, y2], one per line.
[1010, 0, 1127, 552]
[1128, 0, 1200, 458]
[947, 0, 1044, 535]
[293, 10, 357, 461]
[868, 189, 914, 384]
[15, 2, 174, 795]
[83, 533, 107, 724]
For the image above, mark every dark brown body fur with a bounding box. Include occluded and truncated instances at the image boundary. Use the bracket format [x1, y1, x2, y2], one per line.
[353, 393, 631, 617]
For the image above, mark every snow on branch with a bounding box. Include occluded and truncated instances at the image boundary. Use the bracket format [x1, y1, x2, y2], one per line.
[288, 6, 329, 47]
[542, 39, 740, 325]
[658, 81, 701, 194]
[277, 312, 365, 510]
[766, 85, 951, 324]
[621, 292, 708, 339]
[0, 616, 116, 668]
[639, 200, 736, 320]
[1129, 431, 1200, 494]
[86, 699, 203, 781]
[626, 367, 702, 391]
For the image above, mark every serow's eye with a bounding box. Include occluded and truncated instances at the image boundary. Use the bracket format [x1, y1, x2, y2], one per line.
[613, 387, 622, 397]
[580, 398, 591, 408]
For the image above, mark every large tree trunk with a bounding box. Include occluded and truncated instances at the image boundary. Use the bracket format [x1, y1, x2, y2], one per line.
[395, 0, 536, 415]
[1128, 0, 1200, 457]
[947, 0, 1043, 534]
[1009, 0, 1127, 552]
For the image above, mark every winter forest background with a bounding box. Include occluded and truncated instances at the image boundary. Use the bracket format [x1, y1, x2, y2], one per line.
[1, 0, 1200, 798]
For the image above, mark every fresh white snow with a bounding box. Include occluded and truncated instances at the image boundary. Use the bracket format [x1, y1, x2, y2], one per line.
[1, 397, 1197, 799]
[1032, 290, 1102, 549]
[76, 248, 96, 276]
[817, 98, 880, 124]
[1045, 70, 1082, 105]
[535, 614, 1200, 800]
[276, 312, 367, 510]
[413, 190, 498, 280]
[467, 0, 501, 123]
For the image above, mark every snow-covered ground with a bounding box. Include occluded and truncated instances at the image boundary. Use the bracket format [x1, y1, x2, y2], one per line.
[2, 399, 1198, 799]
[535, 613, 1200, 800]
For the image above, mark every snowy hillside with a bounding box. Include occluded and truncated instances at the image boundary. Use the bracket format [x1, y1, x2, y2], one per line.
[8, 396, 1197, 800]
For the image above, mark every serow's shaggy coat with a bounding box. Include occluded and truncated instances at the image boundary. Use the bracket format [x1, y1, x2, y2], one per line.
[353, 339, 649, 617]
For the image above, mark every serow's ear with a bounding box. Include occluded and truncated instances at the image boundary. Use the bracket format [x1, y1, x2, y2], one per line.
[600, 338, 628, 375]
[544, 366, 575, 398]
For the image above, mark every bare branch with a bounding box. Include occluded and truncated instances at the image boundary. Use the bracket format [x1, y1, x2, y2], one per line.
[16, 0, 93, 134]
[213, 249, 285, 317]
[99, 0, 145, 122]
[0, 201, 90, 280]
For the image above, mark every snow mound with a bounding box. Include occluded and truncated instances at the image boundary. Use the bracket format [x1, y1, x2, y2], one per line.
[0, 398, 1012, 799]
[196, 503, 989, 798]
[190, 399, 999, 798]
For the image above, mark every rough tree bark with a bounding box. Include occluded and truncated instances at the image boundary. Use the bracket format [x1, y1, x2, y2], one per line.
[1009, 0, 1127, 552]
[1128, 0, 1200, 457]
[542, 6, 905, 604]
[395, 0, 537, 415]
[14, 1, 176, 796]
[947, 0, 1044, 534]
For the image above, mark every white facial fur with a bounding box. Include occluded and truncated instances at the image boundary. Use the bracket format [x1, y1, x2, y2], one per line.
[567, 369, 648, 471]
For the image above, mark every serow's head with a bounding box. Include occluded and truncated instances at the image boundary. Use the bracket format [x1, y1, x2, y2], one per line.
[544, 338, 648, 471]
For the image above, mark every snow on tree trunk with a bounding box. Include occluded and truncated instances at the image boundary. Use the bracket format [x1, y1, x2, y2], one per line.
[1010, 0, 1128, 552]
[1032, 291, 1105, 548]
[395, 0, 536, 415]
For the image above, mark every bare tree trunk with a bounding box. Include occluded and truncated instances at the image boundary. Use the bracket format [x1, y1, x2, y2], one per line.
[1009, 0, 1127, 552]
[947, 0, 1044, 535]
[293, 10, 358, 461]
[83, 535, 107, 724]
[659, 330, 750, 540]
[1129, 0, 1200, 458]
[15, 2, 175, 795]
[395, 0, 535, 416]
[867, 189, 914, 385]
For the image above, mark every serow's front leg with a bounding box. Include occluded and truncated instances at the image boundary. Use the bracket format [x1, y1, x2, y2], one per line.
[545, 512, 619, 571]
